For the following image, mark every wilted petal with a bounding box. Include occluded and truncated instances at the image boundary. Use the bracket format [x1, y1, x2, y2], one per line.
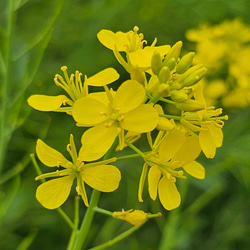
[85, 68, 119, 86]
[27, 95, 70, 111]
[73, 97, 109, 126]
[79, 124, 118, 161]
[148, 165, 161, 200]
[158, 176, 181, 210]
[36, 176, 74, 209]
[81, 165, 121, 192]
[113, 80, 145, 113]
[121, 104, 158, 133]
[36, 139, 70, 168]
[183, 161, 205, 179]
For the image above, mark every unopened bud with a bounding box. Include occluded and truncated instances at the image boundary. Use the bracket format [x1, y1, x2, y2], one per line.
[157, 83, 169, 97]
[176, 52, 195, 74]
[163, 41, 183, 63]
[170, 90, 188, 102]
[180, 67, 207, 88]
[176, 99, 205, 111]
[178, 64, 203, 83]
[158, 66, 170, 83]
[130, 66, 145, 86]
[157, 117, 175, 131]
[163, 57, 176, 71]
[151, 50, 162, 75]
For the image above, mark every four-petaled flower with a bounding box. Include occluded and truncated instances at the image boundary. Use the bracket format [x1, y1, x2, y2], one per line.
[35, 134, 121, 209]
[72, 80, 159, 161]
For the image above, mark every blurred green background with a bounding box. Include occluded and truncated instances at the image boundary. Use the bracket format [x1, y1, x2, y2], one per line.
[0, 0, 250, 249]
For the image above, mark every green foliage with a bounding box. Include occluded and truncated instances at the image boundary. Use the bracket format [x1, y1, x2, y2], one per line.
[0, 0, 249, 249]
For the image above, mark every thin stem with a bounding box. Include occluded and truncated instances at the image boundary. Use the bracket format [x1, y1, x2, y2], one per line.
[159, 114, 181, 120]
[89, 224, 145, 250]
[94, 207, 113, 216]
[124, 139, 145, 159]
[115, 153, 145, 162]
[159, 97, 176, 105]
[57, 207, 75, 230]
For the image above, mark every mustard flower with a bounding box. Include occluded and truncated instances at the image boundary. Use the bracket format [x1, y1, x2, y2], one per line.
[97, 26, 170, 72]
[139, 129, 204, 210]
[72, 80, 159, 161]
[181, 84, 228, 158]
[35, 134, 121, 209]
[28, 66, 119, 114]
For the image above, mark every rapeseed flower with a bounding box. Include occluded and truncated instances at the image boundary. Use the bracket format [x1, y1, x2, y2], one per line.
[28, 66, 119, 114]
[139, 129, 204, 210]
[72, 80, 159, 161]
[35, 134, 121, 209]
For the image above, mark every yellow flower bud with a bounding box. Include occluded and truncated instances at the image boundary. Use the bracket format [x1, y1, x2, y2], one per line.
[170, 90, 188, 102]
[163, 41, 183, 63]
[176, 99, 205, 111]
[130, 66, 145, 86]
[157, 83, 169, 97]
[151, 50, 162, 75]
[176, 52, 195, 74]
[180, 67, 207, 88]
[163, 57, 176, 71]
[158, 66, 170, 83]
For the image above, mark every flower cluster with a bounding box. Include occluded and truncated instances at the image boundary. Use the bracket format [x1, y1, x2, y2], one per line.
[186, 19, 250, 108]
[29, 26, 228, 211]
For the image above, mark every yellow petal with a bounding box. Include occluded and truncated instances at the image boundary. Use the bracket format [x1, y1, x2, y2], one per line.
[121, 104, 159, 133]
[79, 124, 118, 161]
[183, 161, 205, 179]
[81, 165, 121, 192]
[113, 80, 145, 113]
[159, 129, 185, 162]
[72, 97, 109, 126]
[158, 177, 181, 210]
[148, 165, 161, 200]
[208, 124, 223, 147]
[199, 129, 216, 158]
[97, 29, 127, 51]
[172, 135, 201, 164]
[36, 139, 70, 168]
[36, 176, 74, 209]
[27, 95, 70, 111]
[85, 68, 119, 86]
[138, 163, 149, 202]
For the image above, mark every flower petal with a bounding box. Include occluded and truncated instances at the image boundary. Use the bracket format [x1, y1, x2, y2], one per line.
[72, 97, 109, 126]
[36, 176, 74, 209]
[159, 129, 185, 162]
[121, 104, 159, 133]
[27, 95, 70, 111]
[113, 80, 145, 113]
[36, 139, 70, 168]
[79, 124, 118, 161]
[158, 177, 181, 210]
[85, 68, 119, 86]
[183, 161, 205, 179]
[81, 165, 121, 192]
[148, 165, 161, 200]
[97, 29, 127, 51]
[208, 124, 223, 147]
[199, 128, 216, 158]
[172, 135, 201, 164]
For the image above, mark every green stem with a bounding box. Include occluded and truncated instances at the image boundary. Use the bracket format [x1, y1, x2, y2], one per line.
[89, 224, 145, 250]
[0, 0, 15, 174]
[115, 153, 145, 162]
[124, 139, 145, 159]
[72, 138, 119, 250]
[159, 97, 176, 105]
[94, 207, 113, 216]
[159, 114, 181, 120]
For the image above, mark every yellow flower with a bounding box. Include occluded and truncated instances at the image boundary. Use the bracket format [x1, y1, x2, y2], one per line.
[97, 26, 170, 73]
[112, 209, 148, 226]
[181, 83, 228, 158]
[139, 129, 204, 210]
[35, 134, 121, 209]
[27, 66, 119, 114]
[72, 80, 159, 161]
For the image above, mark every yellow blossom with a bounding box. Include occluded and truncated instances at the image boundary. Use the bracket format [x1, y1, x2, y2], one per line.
[72, 80, 159, 161]
[139, 129, 204, 210]
[27, 66, 119, 114]
[35, 134, 121, 209]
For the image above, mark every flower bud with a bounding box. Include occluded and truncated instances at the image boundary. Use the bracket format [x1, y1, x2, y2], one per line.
[163, 57, 176, 71]
[176, 52, 195, 74]
[130, 66, 145, 86]
[163, 41, 183, 63]
[176, 99, 205, 111]
[151, 50, 162, 75]
[180, 67, 207, 88]
[157, 83, 169, 97]
[177, 64, 203, 83]
[158, 66, 170, 83]
[170, 90, 188, 102]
